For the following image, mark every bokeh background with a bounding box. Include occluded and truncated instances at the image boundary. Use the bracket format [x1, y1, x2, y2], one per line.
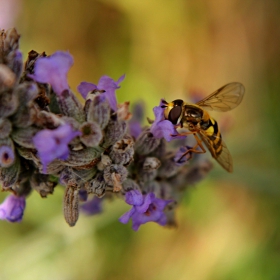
[1, 0, 280, 279]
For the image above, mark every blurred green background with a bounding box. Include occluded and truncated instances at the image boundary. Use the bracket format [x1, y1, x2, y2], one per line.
[1, 0, 280, 279]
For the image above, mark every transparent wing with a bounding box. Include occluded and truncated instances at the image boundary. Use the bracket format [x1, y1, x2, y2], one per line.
[196, 82, 245, 112]
[198, 131, 233, 172]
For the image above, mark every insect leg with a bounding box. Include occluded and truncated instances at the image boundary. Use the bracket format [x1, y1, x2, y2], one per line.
[178, 133, 206, 162]
[170, 131, 196, 137]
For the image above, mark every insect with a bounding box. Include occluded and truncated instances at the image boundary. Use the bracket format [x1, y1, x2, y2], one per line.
[161, 82, 245, 172]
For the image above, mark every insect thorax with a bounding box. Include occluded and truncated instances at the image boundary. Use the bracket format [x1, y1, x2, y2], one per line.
[184, 105, 203, 122]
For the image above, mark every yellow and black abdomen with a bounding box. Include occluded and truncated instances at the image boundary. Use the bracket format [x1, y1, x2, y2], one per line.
[200, 117, 223, 157]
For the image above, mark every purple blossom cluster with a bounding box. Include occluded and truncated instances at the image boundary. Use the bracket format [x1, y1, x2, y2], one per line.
[0, 28, 212, 230]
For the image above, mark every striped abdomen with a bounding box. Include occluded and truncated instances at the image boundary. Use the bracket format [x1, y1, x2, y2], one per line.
[200, 117, 223, 157]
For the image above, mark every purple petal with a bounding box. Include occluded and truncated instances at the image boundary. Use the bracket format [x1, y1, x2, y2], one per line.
[151, 120, 179, 142]
[135, 192, 154, 213]
[97, 75, 125, 111]
[0, 195, 26, 222]
[77, 82, 97, 99]
[116, 74, 126, 84]
[131, 220, 142, 231]
[152, 197, 173, 211]
[81, 196, 103, 215]
[120, 192, 172, 230]
[152, 105, 164, 123]
[33, 124, 81, 173]
[156, 213, 167, 226]
[31, 51, 73, 94]
[125, 190, 143, 206]
[119, 208, 135, 224]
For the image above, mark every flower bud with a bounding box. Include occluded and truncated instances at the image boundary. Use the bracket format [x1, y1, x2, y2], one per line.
[9, 51, 23, 81]
[103, 164, 128, 192]
[0, 118, 12, 138]
[134, 129, 160, 155]
[11, 126, 40, 148]
[0, 28, 20, 59]
[143, 157, 161, 170]
[140, 180, 161, 197]
[97, 153, 112, 171]
[58, 89, 85, 123]
[103, 116, 127, 148]
[157, 158, 181, 179]
[60, 166, 97, 191]
[0, 29, 22, 81]
[149, 138, 166, 158]
[37, 160, 65, 175]
[85, 94, 111, 129]
[86, 172, 106, 197]
[16, 146, 36, 161]
[80, 121, 103, 147]
[138, 157, 161, 182]
[109, 135, 134, 165]
[0, 91, 18, 118]
[0, 64, 16, 91]
[122, 179, 141, 193]
[0, 138, 15, 167]
[0, 155, 20, 190]
[35, 111, 63, 128]
[10, 103, 36, 128]
[16, 82, 39, 104]
[65, 147, 102, 167]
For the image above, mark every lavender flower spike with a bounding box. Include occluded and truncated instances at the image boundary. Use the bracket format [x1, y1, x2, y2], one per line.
[31, 51, 73, 94]
[77, 74, 125, 111]
[0, 195, 26, 222]
[119, 190, 172, 231]
[33, 124, 81, 173]
[150, 100, 185, 142]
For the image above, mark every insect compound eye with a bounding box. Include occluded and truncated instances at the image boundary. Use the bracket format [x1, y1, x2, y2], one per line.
[168, 105, 182, 125]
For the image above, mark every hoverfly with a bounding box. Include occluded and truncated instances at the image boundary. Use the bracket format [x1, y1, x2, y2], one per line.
[161, 82, 245, 172]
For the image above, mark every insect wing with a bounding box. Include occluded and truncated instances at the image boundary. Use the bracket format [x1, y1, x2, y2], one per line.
[196, 82, 245, 112]
[198, 130, 233, 172]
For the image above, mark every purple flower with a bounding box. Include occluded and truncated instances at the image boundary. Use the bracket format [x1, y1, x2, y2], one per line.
[150, 100, 186, 142]
[0, 195, 26, 222]
[33, 124, 81, 173]
[119, 190, 172, 231]
[0, 145, 15, 167]
[77, 75, 125, 111]
[174, 146, 192, 166]
[31, 51, 73, 94]
[81, 196, 103, 215]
